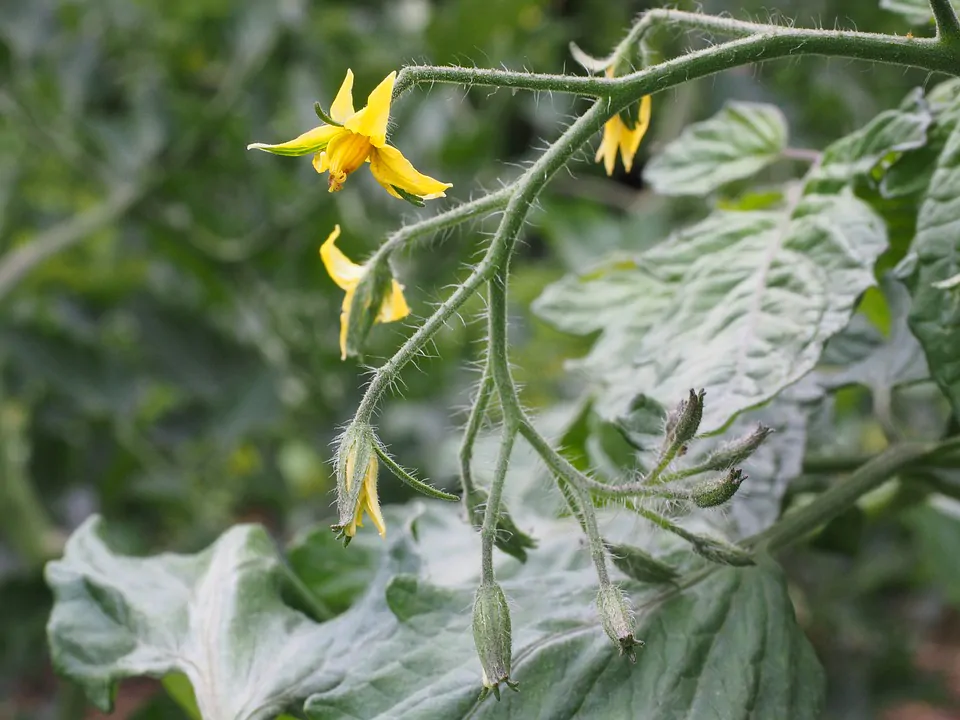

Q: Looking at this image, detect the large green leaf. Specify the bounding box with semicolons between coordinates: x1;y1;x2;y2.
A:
46;518;337;720
906;93;960;418
644;102;788;196
47;502;824;719
533;193;887;432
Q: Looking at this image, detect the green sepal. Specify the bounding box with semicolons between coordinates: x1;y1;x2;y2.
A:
343;260;392;360
313;101;343;127
374;443;459;501
606;541;680;584
466;486;538;562
391;185;426;207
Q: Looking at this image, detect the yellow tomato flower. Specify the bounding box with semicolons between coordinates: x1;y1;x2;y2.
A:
342;437;386;538
320;225;410;360
595;66;652;176
248;69;452;202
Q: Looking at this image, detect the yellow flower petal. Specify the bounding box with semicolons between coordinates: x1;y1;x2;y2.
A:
247;125;342;156
618;95;652;173
329;69;356;124
595;117;621;177
343;71;396;148
319;225;365;291
312;151;329;174
368;145;452;200
377;280;410;323
360;456;386;537
339;287;354;361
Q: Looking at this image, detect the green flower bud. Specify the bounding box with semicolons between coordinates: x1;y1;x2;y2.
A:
466;487;538;563
692;468;746;509
473;581;518;701
690;535;755;567
663;389;705;450
606;542;680;584
596;584;643;662
703;424;773;470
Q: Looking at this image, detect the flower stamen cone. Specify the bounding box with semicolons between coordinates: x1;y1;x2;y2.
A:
248;69;452;202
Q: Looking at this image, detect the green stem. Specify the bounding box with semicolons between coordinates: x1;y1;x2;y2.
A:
459;356;494;498
372;188;513;262
568;480;611;586
481;423;517;583
930;0;960;43
748;442;934;553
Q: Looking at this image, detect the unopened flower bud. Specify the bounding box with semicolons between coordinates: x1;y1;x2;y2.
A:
692;468;746;509
663;389;705;451
467;487;538;563
606;542;679;585
690;534;754;567
473;581;518;701
332;424;385;545
596;584;642;662
704;424;773;470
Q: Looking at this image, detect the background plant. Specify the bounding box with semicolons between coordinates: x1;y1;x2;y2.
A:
4;0;960;718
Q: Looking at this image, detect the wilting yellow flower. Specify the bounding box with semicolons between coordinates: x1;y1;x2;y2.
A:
248;69;452;201
596;67;652;176
320;224;410;360
341;436;386;538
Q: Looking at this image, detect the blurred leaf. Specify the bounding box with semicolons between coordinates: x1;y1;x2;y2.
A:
644;102;788;196
819;276;928;392
46;517;336;719
879;0;956;23
906;91;960;419
534;193;887;432
805;87;932;194
904;495;960;606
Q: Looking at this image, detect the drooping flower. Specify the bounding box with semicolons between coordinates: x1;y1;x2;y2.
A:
595;68;652;176
320;225;409;360
335;425;386;540
248;69;452;202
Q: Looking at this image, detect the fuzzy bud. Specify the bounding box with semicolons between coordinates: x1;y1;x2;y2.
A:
466;487;538;563
473;581;518;701
704;424;773;470
663;389;705;451
331;424;385;545
606;542;680;585
692;468;746;509
690;535;755;567
596;584;642;662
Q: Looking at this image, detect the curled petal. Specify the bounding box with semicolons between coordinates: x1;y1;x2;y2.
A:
319;225;365;291
360;458;386;537
344;71;396;148
595;117;622;177
329;69;356;124
247;125;342;156
338;287;354;361
618;95;652;173
377;280;410;323
369;145;452;200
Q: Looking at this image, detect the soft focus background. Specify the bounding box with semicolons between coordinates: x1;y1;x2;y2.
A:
1;0;957;718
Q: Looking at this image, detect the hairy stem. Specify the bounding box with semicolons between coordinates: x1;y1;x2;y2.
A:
373;188;513;262
747;442;935;553
459;356;494;498
930;0;960;42
481;423;517;583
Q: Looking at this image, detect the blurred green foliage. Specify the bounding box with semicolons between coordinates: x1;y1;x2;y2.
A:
2;0;960;718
